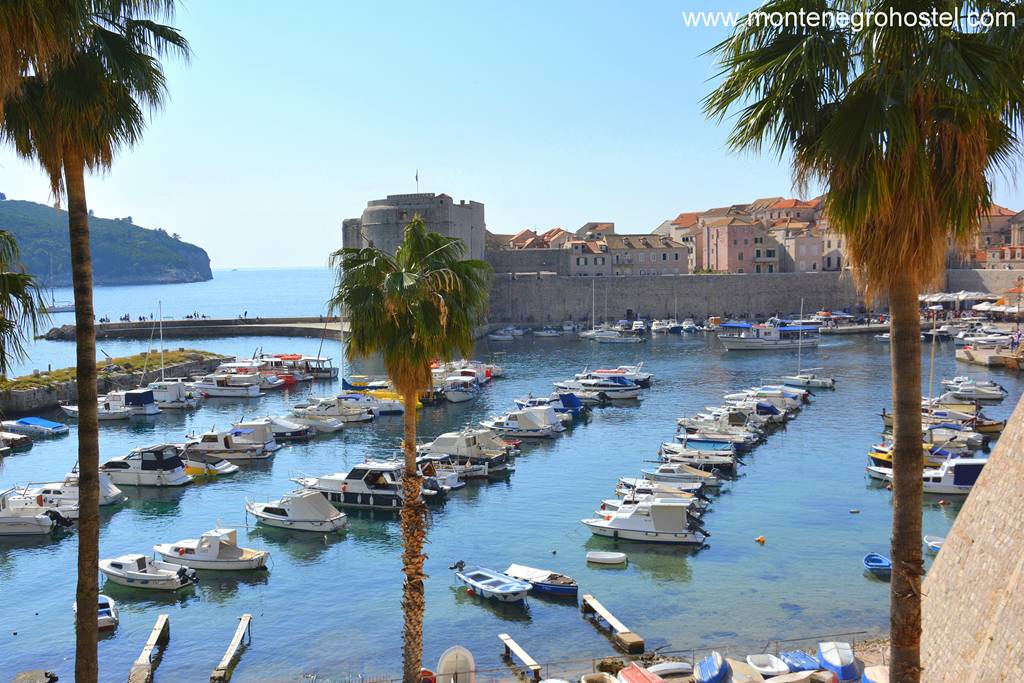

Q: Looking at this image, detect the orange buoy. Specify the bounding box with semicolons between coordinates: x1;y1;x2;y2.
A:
755;536;766;545
465;587;475;596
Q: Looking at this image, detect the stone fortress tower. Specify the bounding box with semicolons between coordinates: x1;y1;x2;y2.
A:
342;193;485;261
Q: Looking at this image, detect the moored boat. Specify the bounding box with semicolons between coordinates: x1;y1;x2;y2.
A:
863;552;892;579
154;528;269;570
100;444;192;487
582;497;707;545
817;641;859;682
1;417;69;437
694;652;730;683
246;489;348;532
451;562;531;602
586;551;627;565
924;535;944;553
99;553;198;590
73;595;119;631
504;563;578;597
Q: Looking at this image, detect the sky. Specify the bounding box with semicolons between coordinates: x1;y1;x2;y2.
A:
1;0;1022;269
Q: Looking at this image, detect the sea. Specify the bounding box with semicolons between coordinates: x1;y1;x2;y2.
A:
0;268;1017;681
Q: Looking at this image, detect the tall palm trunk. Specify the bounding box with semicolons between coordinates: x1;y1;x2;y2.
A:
66;149;99;683
400;387;427;683
888;277;924;683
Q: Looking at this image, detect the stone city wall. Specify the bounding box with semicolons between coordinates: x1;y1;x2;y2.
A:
487;271;867;323
944;267;1024;294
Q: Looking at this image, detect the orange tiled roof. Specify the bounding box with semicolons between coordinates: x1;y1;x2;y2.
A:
768;198;817;210
987;204;1017;217
672;212;700;228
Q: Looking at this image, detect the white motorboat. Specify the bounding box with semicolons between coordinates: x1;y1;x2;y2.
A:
941;377;1006;401
480;406;565;438
293;460;446;510
74;595;119;631
681;318;698;332
0;488;66;535
215;361;286;390
581;498;707;544
292;355;338;379
579;364;654;387
191;373;261;398
601;494;705;518
246;489;348;532
875;333;891;342
230;418;282;452
0;417;69;437
338;392;403;415
288;414;345;433
147;379;203;409
417;429;516;477
264;415;315;442
99;553;198;590
534;326;563;337
869;458;986;495
488;327;515;341
442;376;479;403
185;428;273;461
650;319;672;333
781;372;835;388
292;396;375;423
639;461;722;487
554;376;642;400
593;330;644;344
17;470;125;519
103;388;161;416
617;476;713;498
61;400;131;421
181;451;240;477
717;319;820;351
451;562;531;602
418;455;467;490
100;444;192;487
154;528;269;570
562;321;578;332
660;443;738;471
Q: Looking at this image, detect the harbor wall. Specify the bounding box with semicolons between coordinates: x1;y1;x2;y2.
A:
42;316;342;342
486;271;867;323
944;267;1024;294
0;355;228;415
921;393;1024;681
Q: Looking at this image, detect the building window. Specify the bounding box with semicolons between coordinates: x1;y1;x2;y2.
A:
756;249;762;258
639;253;645;263
767;249;776;258
812;262;817;271
662;252;667;261
674;253;679;261
837;240;842;248
826;256;832;268
576;257;582;266
737;268;745;273
756;265;762;273
744;239;749;245
768;264;774;273
826;239;831;248
738;251;744;261
733;239;738;245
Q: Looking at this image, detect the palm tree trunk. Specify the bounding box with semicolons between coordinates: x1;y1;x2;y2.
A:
66;149;99;683
888;277;924;683
400;388;427;683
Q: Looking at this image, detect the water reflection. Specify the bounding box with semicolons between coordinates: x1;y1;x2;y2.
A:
448;585;532;622
120;485;190;516
248;526;344;562
101;581;199;607
198;569;270;603
583;537;698;583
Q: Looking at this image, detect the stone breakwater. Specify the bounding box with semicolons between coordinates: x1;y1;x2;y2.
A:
42;316;343;341
0;354;229;415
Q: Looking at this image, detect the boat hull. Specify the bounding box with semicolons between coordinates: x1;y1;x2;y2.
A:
154;550;267;571
0;514;54;535
581;519;706;545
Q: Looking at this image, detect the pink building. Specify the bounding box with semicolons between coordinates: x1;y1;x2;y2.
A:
703;218;776;273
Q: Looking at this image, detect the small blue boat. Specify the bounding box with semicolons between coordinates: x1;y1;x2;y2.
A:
924;535;944;554
1;416;69;437
779;650;820;672
694;651;730;683
863;552;892;579
818;641;860;682
503;564;578;598
451;562;531;602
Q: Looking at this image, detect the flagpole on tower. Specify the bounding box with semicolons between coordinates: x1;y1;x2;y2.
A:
415;169;419;193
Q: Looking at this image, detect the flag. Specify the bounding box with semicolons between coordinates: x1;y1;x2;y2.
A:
415;169;419;184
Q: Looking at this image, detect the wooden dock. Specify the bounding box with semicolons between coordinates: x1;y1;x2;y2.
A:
499;633;542;681
580;594;645;654
956;346;1006;367
127;614;170;683
210;614;253;682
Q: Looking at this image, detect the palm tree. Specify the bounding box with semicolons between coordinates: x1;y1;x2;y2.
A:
329;218;490;682
0;230;45;373
703;2;1024;679
1;5;189;681
0;1;86;103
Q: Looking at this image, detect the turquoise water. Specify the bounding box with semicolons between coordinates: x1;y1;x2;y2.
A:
0;270;1018;681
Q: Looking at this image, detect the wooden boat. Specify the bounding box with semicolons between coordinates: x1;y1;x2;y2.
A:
586;551;627;565
746;654;789;677
863;553;892;579
778;651;820;672
154;528;269;570
99;553;198;590
694;652;730;683
924;535;944;554
861;665;889;683
817;641;859;682
726;658;765;682
504;563;578;598
617;662;666;682
452;563;531;602
73;595;119;631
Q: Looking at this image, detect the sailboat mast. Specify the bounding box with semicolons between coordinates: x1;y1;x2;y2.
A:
159;300;165;380
591;279;595;331
797;298;804;374
927;309;938;405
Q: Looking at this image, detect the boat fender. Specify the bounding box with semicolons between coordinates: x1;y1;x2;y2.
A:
178;547;186;556
465;587;475;596
419;669;436;683
36;494;44;506
341;483;348;493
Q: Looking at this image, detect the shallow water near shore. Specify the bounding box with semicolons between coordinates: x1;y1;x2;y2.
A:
1;270;1018;680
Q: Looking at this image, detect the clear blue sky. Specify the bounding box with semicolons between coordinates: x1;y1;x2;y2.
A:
2;0;1021;268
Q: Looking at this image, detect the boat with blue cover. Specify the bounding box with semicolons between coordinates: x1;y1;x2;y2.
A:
924;535;944;554
451;562;531;602
863;553;892;579
817;641;859;682
778;651;820;672
694;652;730;683
1;416;69;437
503;563;578;598
717;318;821;351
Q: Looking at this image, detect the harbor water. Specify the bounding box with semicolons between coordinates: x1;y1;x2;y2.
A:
0;269;1018;680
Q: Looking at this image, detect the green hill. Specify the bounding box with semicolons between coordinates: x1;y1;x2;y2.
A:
0;198;212;286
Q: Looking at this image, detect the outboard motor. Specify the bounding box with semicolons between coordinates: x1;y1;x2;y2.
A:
44;510;74;528
448;560;466;571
